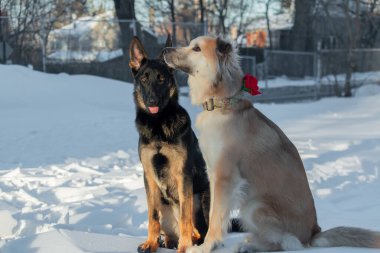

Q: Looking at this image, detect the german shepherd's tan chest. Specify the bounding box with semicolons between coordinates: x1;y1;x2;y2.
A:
140;141;187;203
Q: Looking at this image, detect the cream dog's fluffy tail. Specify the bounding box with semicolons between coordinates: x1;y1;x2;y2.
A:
311;226;380;248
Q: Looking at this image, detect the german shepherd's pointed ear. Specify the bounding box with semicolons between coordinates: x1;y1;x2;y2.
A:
159;34;173;61
129;36;148;74
164;34;173;47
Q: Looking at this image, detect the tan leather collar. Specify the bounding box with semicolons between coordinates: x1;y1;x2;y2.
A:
202;94;243;111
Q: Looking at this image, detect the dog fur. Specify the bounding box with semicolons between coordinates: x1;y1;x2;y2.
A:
163;35;380;253
129;36;210;253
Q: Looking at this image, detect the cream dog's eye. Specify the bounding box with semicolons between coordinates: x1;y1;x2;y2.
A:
192;46;201;52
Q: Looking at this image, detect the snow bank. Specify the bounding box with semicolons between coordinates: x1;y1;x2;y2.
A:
47;49;123;63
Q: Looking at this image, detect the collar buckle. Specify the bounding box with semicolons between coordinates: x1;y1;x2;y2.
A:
203;98;214;111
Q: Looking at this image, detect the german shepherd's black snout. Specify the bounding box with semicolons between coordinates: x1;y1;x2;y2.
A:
143;89;161;114
147;96;158;106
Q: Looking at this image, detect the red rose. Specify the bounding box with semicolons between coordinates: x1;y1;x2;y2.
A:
242;74;261;96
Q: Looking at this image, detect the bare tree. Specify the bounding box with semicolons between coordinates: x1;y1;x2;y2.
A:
204;0;254;38
252;0;291;49
360;0;380;48
343;0;361;97
143;0;178;45
320;0;362;97
113;0;141;64
233;0;251;38
209;0;229;35
168;0;176;45
199;0;206;34
291;0;316;51
1;0;79;66
264;0;274;49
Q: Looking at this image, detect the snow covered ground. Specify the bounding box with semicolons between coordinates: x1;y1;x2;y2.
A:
1;65;380;253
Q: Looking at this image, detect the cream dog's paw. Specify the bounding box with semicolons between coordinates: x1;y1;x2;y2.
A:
186;245;207;253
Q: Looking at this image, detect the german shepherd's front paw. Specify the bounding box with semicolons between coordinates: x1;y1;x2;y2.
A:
137;241;159;253
177;239;193;253
177;245;190;253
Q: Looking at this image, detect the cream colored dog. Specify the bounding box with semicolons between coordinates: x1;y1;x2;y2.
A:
162;36;380;253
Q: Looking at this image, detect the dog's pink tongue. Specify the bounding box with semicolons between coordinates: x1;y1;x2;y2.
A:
148;106;159;114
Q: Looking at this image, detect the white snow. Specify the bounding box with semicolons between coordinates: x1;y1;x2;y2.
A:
0;210;18;238
47;49;123;63
1;64;380;252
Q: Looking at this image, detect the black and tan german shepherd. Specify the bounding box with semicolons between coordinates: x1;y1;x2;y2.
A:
129;36;210;253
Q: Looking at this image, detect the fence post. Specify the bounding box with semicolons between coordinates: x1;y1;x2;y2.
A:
130;19;137;36
202;20;207;35
264;49;268;89
39;17;47;72
252;56;256;77
314;41;321;99
0;15;6;64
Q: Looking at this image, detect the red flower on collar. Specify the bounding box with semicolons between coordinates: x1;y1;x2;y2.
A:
242;74;261;96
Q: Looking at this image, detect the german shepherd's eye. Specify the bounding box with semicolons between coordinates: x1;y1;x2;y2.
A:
140;76;148;83
158;74;165;83
192;46;201;52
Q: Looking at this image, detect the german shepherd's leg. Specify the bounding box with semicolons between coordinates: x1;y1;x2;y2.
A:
138;172;161;253
176;173;198;253
160;202;179;249
193;192;209;244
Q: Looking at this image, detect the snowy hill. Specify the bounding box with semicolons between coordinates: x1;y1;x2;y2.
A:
0;65;380;252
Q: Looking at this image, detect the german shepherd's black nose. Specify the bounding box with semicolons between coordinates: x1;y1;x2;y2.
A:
147;97;158;106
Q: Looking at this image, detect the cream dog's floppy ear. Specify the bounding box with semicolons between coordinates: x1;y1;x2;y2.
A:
214;37;242;89
129;36;148;73
216;37;232;55
214;37;233;86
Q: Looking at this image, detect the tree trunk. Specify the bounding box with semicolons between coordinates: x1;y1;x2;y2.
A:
169;0;176;46
113;0;140;81
343;0;360;97
344;50;353;97
265;0;272;49
199;0;206;35
221;0;228;35
291;0;315;51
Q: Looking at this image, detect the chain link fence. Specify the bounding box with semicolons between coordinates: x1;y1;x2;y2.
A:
265;50;316;78
0;15;209;82
1;15;380;96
